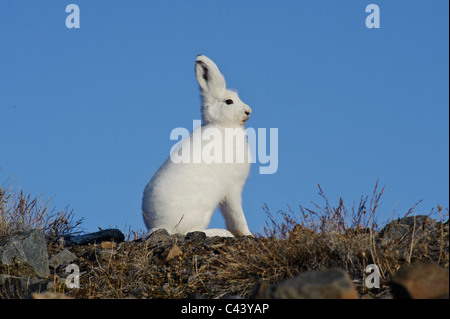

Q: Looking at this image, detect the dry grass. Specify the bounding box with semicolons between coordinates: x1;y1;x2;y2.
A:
0;177;83;240
199;181;449;298
62;181;446;299
0;177;448;299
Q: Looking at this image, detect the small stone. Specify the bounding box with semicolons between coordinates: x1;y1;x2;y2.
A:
185;231;207;242
49;249;77;269
100;241;117;249
391;262;449;299
57;237;65;247
145;228;171;246
166;244;183;261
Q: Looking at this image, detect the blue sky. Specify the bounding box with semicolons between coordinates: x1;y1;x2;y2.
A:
1;1;448;234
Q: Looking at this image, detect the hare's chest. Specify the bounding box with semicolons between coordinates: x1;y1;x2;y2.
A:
197;126;252;165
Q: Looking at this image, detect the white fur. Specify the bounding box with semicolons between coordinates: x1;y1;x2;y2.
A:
142;55;252;237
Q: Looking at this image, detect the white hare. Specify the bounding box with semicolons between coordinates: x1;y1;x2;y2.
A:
142;55;253;237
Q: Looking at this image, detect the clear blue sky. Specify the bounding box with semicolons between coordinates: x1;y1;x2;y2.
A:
1;1;448;234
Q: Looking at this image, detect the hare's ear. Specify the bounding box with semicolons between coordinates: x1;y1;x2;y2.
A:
195;55;226;97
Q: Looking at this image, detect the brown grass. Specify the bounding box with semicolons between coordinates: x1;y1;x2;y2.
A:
0;177;83;240
199;181;449;298
1;177;448;299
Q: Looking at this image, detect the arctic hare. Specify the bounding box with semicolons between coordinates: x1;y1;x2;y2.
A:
142;55;253;237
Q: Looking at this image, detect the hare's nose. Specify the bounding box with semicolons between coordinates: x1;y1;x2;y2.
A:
245;106;252;115
245;110;251;116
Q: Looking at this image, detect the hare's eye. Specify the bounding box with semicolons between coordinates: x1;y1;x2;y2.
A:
225;99;234;105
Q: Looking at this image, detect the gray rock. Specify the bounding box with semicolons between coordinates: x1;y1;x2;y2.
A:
49;249;77;269
254;269;359;299
204;236;227;246
0;229;50;278
0;274;46;298
379;215;436;244
185;231;206;242
144;228;171;246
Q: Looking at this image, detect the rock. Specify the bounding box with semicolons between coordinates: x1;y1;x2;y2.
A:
166;244;183;261
377;215;443;262
254;269;359;299
83;244;117;263
379;215;437;245
144;229;174;261
391;262;449;299
144;228;171;246
63;229;125;246
204;236;228;247
185;231;207;242
98;247;117;261
49;249;77;269
100;241;117;249
0;274;46;298
0;229;50;277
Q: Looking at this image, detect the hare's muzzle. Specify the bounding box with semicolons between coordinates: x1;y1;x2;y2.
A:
241;105;252;124
242;112;251;124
